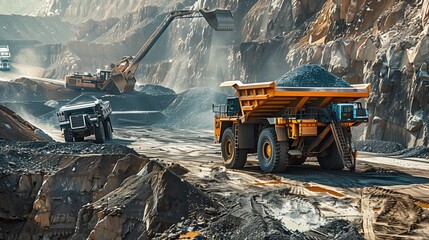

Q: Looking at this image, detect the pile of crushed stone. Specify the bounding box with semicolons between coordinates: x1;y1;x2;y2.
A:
355;140;405;154
275;64;351;87
391;147;429;159
355;140;429;158
161;87;227;129
135;84;176;96
0;141;137;172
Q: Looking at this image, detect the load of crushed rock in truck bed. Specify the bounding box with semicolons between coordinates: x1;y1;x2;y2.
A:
275;64;351;87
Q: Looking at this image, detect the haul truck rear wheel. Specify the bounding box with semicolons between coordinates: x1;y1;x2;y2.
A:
221;128;247;169
257;128;288;172
317;144;344;170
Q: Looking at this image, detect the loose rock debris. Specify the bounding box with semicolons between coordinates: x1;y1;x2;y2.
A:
1;150;218;239
275;64;351;88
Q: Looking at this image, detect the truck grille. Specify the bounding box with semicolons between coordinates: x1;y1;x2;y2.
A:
70;115;86;129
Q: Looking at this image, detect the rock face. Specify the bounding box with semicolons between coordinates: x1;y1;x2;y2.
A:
2;0;429;146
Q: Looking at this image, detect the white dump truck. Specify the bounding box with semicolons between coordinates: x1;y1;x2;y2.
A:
0;45;11;70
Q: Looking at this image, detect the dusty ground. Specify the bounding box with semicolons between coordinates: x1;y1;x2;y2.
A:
20;120;429;238
111;126;429;239
0;63;64;85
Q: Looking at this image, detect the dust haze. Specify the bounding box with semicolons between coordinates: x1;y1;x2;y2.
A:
1;1;429;239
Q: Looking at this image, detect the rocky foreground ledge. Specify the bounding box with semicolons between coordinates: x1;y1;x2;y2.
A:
0;147;216;239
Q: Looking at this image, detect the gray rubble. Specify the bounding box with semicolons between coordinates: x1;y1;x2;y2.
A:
276;64;352;88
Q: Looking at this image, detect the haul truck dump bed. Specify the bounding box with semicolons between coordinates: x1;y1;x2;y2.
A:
214;81;370;173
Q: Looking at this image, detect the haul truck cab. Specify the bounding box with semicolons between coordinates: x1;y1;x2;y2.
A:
213;81;370;173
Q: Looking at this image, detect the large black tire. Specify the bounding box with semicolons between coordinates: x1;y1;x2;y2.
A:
95;120;105;144
257;128;288;173
64;129;73;142
221;127;247;169
317;143;344;170
104;120;113;141
289;156;307;165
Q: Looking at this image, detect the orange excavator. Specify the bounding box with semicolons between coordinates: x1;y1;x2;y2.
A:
65;8;234;94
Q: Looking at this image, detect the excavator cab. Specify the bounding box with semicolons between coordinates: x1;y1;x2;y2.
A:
96;69;112;81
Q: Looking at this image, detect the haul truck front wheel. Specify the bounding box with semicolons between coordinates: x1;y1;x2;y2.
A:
104;120;113;140
257;128;288;172
221;127;247;169
95;120;106;144
64;129;73;142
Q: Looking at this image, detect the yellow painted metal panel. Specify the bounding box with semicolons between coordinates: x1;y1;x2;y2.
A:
300;125;318;136
221;81;370;123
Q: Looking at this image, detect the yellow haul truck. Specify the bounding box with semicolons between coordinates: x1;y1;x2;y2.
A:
213;81;370;173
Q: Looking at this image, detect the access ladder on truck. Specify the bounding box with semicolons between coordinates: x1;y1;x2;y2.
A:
330;117;355;171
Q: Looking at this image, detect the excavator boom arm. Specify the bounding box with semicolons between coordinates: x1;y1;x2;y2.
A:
128;10;198;72
124;9;233;77
104;8;233;94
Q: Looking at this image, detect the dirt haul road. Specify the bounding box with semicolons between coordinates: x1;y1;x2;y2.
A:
0;63;63;85
102;126;429;239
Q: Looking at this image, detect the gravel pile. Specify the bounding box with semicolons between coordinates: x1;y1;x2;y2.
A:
161;87;227;129
355;140;429;158
0;141;137;172
354;140;405;154
391;147;429;159
135;84;176;96
275;64;351;87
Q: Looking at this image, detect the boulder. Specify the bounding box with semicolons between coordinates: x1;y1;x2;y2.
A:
408;30;429;71
356;37;377;62
407;110;424;132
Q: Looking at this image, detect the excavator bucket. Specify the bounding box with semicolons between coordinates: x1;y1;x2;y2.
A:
199;9;234;31
102;73;136;94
